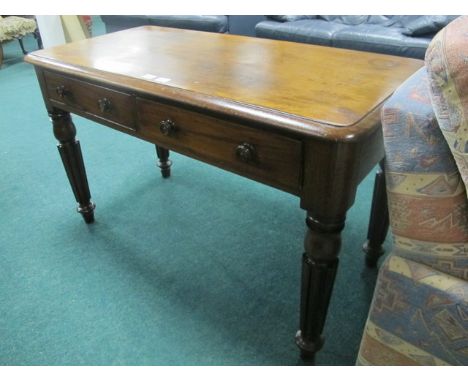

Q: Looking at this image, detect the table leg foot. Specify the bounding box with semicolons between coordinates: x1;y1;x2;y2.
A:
362;240;384;268
51;110;95;223
155;145;172;178
298;348;317;365
296;214;344;360
295;330;323;360
363;161;389;268
77;202;96;224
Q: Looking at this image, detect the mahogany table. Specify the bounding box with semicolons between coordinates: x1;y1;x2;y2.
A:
26;26;422;361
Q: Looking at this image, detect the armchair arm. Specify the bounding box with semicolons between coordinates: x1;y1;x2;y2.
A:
425;16;468;191
381;67;468;279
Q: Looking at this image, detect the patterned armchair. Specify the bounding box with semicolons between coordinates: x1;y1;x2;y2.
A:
357;16;468;365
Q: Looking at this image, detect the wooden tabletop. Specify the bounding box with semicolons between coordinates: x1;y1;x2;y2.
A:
26;26;423;136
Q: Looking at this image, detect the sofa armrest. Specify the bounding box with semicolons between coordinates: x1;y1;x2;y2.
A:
382;67;457;174
425;16;468;190
382;67;468;279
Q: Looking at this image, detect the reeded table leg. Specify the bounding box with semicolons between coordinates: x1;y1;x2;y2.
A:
362;161;389;267
155;145;172;178
51;110;95;223
295;214;345;362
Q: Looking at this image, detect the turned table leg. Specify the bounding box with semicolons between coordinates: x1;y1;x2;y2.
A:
51;110;95;223
295;214;345;361
155;145;172;178
362;160;389;267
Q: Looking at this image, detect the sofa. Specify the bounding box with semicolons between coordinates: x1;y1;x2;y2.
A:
357;16;468;365
100;16;266;37
100;15;229;34
255;15;457;58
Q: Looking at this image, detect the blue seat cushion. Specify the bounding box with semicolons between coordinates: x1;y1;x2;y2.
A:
333;24;430;58
255;19;348;46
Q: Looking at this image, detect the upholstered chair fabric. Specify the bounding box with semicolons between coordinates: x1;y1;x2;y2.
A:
426;15;468;190
357;16;468;366
381;68;468;280
0;16;37;42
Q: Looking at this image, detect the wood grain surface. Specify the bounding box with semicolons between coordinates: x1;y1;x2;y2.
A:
26;26;422;136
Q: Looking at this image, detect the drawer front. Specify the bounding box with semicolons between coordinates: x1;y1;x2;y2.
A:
137;98;302;192
43;71;135;130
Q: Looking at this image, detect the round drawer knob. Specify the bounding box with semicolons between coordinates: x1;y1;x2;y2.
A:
159;119;175;136
98;98;111;113
55;85;67;99
236;142;256;163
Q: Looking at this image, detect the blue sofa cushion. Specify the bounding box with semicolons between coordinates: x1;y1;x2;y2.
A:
100;15;149;30
146;15;228;33
401;15;458;36
318;15;395;26
333;24;431;58
255;19;349;46
255;15;453;58
100;15;228;34
267;15;316;22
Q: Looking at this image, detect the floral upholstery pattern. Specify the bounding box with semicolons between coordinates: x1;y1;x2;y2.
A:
357;16;468;366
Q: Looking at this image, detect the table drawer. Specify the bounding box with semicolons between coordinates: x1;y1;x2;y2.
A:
43;71;136;130
137;98;303;192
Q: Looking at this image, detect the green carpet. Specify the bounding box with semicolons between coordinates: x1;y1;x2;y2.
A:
0;18;388;365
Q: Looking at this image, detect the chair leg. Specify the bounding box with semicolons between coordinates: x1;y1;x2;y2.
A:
17;38;28;55
33;29;43;49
